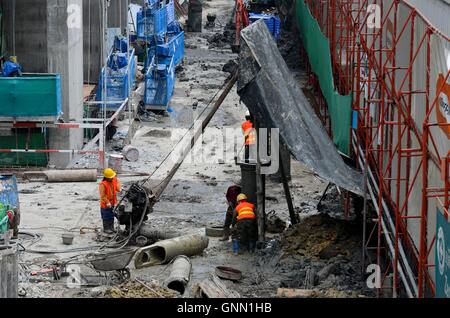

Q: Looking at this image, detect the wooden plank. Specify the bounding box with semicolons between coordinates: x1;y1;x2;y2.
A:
0;247;18;298
0;250;8;298
277;288;316;298
193;274;240;298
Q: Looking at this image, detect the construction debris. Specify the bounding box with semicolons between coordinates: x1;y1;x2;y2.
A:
265;211;286;233
104;279;178;298
193;274;241;298
277;288;317;298
282;214;358;259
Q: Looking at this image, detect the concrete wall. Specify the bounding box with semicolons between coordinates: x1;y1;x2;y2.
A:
83;0;103;83
108;0;129;30
83;0;129;83
405;0;450;37
0;0;48;72
47;0;84;167
1;0;84;168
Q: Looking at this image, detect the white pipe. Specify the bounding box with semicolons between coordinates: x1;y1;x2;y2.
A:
353;131;418;297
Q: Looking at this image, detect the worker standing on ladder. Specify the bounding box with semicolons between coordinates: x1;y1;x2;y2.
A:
99;168;121;234
242;110;256;163
231;193;257;255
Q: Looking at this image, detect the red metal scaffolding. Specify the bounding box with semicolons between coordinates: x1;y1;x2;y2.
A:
300;0;450;298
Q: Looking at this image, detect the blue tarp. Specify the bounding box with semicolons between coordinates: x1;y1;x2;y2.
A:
107;52;128;71
1;61;22;77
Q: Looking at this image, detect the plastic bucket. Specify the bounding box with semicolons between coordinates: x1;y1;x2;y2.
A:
108;154;124;173
122;145;140;162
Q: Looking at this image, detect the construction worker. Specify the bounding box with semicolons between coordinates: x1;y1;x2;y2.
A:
99;168;121;234
219;184;242;241
1;56;22;77
231;193;257;255
242;110;256;163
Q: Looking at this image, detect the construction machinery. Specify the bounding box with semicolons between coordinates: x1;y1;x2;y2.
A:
95;36;136;111
114;72;238;245
137;0;185;111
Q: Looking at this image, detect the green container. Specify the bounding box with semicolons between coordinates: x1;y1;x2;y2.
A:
0;132;48;167
0;73;62;121
0;203;8;234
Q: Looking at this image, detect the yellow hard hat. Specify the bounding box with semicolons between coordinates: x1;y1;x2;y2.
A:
104;168;116;179
9;56;17;63
237;193;247;202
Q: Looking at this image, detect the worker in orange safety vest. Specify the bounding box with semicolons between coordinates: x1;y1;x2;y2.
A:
242;110;256;163
99;168;121;234
231;193;257;255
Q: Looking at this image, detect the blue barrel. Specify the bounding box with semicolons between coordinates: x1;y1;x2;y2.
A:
0;175;19;233
0;175;19;210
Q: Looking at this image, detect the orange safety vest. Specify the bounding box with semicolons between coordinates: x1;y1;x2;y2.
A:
99;178;120;208
242;120;256;145
235;201;256;221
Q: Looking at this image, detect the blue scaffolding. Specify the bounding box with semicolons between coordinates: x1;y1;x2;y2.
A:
95;36;136;110
138;0;184;110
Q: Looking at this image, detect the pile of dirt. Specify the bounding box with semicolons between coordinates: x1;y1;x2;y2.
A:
104;280;178;298
207;23;235;49
282;214;359;259
265;214;375;297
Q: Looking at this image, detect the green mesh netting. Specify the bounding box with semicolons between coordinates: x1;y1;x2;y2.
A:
295;0;352;155
0;132;48;167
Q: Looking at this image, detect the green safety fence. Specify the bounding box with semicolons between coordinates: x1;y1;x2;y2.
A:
295;0;352;155
0;132;48;167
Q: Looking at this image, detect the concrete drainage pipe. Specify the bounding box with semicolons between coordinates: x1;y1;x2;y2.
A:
165;255;192;294
134;234;209;268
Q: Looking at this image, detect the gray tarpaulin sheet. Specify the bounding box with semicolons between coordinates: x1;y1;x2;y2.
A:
237;21;363;194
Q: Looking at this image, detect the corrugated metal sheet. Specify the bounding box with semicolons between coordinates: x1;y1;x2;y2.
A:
405;0;450;38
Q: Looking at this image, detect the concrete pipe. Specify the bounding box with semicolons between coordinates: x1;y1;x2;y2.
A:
44;169;98;182
134;234;209;268
122;145;140;162
165;255;192;295
138;224;180;242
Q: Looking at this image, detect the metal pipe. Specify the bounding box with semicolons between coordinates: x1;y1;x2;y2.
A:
165;255;192;294
146;72;238;200
134;234;209;268
353;132;417;297
280;150;297;225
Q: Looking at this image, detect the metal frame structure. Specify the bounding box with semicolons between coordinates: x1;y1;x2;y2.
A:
0;122;105;168
300;0;450;297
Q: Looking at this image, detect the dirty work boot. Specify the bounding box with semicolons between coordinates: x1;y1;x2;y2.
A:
248;241;256;253
232;239;239;255
103;220;114;235
219;228;230;242
107;219;115;233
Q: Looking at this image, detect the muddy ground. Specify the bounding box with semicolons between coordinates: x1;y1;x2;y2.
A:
13;0;374;298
